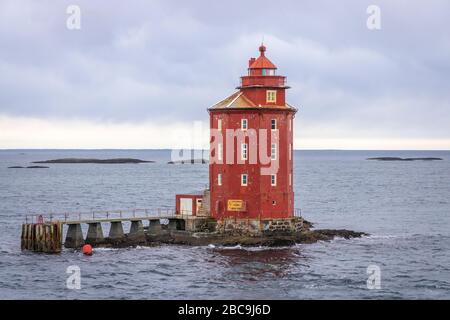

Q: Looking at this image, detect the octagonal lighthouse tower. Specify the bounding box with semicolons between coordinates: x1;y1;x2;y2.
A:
208;44;297;223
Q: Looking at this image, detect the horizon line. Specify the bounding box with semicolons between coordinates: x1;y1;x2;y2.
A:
1;148;449;152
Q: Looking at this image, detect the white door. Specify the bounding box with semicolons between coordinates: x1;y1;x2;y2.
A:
180;198;193;215
196;199;203;214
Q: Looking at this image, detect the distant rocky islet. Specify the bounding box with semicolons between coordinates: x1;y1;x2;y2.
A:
367;157;443;161
7;158;154;168
8;166;49;169
32;158;155;164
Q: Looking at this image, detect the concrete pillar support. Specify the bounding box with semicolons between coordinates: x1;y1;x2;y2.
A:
65;223;84;248
109;221;125;239
129;220;145;240
168;219;178;230
86;222;104;244
148;219;162;234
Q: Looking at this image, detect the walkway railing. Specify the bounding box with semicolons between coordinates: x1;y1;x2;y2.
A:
25;208;179;224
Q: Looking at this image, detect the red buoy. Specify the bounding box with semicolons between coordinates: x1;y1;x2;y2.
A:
82;244;93;255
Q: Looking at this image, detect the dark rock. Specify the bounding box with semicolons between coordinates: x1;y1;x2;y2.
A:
310;229;368;239
367;157;443;161
302;219;314;229
8;166;49;168
68;228;368;249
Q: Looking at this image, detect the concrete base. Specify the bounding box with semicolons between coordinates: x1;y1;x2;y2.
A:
216;217;305;236
129;220;145;240
167;219;179;230
148;220;162;234
109;221;124;239
65;223;84;248
184;218;216;232
86;222;104;244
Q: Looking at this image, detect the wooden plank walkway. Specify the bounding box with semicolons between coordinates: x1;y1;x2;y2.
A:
24;208;181;225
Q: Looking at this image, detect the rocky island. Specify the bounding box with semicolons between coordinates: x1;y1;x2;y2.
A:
22;214;368;253
8;166;49;169
139;227;367;247
367;157;443;161
32;158;154;164
60;217;368;249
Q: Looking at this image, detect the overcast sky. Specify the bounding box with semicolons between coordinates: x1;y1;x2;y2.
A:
0;0;449;149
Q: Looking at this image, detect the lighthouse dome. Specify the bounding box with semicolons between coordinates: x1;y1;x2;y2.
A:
248;44;277;70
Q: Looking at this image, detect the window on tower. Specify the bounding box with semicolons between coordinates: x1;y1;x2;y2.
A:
271;143;277;160
241;174;248;186
266;90;277;103
271;119;277;130
218;173;222;186
271;174;277;186
217;119;222;131
241;118;248;130
218;143;223;161
241;143;248;160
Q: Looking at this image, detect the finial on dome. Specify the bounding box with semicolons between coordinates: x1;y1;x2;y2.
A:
259;43;266;56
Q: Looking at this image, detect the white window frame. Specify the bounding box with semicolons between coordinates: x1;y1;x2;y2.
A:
289;144;292;161
218;173;222;186
289;173;292;186
241;174;248;186
271;119;277;130
241;143;248;160
271;174;277;186
217;119;222;131
271;143;277;160
241;118;248;130
266;90;277;103
218;143;223;161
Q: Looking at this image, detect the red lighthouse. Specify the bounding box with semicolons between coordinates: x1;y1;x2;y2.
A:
208;44;297;222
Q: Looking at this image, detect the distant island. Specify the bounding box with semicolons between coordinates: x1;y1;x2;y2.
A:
32;158;155;164
8;166;49;169
367;157;443;161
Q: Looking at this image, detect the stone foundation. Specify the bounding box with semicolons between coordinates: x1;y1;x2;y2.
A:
184;217;217;232
215;217;305;236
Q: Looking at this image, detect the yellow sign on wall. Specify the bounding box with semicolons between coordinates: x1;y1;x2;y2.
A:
227;199;246;211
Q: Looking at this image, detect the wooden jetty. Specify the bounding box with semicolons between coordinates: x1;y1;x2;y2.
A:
21;208;202;253
21;222;63;253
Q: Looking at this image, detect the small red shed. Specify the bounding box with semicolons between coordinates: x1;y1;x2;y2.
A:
175;193;203;216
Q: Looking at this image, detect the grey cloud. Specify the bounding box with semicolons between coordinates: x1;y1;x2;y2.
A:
0;0;449;140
